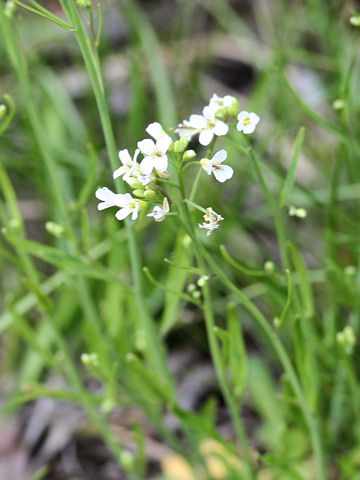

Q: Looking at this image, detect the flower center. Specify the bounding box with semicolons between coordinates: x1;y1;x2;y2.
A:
243;116;251;126
153;150;163;158
129;201;137;210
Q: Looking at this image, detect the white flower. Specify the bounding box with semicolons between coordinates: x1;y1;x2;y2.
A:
146;122;171;142
113;148;140;182
198;207;224;236
236;111;260;134
200;149;233;183
147;197;169;222
207;93;236;114
95;187;139;220
175;106;229;146
133;169;155;186
137;136;172;174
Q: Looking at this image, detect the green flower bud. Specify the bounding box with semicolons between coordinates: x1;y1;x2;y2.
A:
129;181;142;189
137;200;147;210
144;188;156;200
264;260;275;273
197;275;209;287
135;330;147;351
9;218;21;231
45;221;66;238
227;98;240;117
273;317;281;329
192;290;201;299
0;105;7;122
337;326;356;355
183;149;196;161
76;0;91;7
350;15;360;26
332;98;345;111
4;1;16;18
182;235;192;247
344;265;356;276
100;396;116;414
120;451;134;469
133;189;145;198
81;352;99;367
187;283;196;293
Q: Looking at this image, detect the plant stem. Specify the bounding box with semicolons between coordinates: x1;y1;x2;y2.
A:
59;0;173;392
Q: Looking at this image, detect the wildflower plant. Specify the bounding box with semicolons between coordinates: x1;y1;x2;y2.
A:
2;2;360;480
96;94;257;237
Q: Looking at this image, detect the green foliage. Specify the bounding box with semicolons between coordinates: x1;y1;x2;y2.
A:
0;1;360;479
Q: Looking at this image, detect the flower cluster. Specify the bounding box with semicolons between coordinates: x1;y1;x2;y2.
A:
96;94;260;236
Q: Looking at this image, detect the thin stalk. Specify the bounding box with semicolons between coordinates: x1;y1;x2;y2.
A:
197;245;326;480
247;145;289;270
59;0;173;391
176;169;255;478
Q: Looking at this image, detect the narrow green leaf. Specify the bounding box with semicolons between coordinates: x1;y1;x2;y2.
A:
279;127;306;208
227;304;248;399
288;243;314;318
13;0;75;30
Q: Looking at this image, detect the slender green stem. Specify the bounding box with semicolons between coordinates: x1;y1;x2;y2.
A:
59;0;173;391
247;144;289;270
197;245;326;480
175;167;255;478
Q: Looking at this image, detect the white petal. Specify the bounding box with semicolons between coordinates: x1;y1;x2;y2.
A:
212;149;227;164
113;165;127;179
115;207;130;220
116;192;133;207
163;197;169;214
137;139;156;155
213;165;233;183
206;161;213;176
98;201;113;210
95;187;116;202
146;122;164;140
153;155;168;171
156;135;172;154
202;106;215;120
118;149;132;166
140;157;154;174
199;129;214;146
188;114;207;128
131;204;139;220
133;148;140;163
237;111;250;122
243;124;256;134
214;120;229;136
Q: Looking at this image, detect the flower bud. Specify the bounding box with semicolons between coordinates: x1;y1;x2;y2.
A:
336;326;356;354
120;451;134;469
227;98;240;117
81;352;99;367
264;260;275;273
344;265;356;276
332;98;345;111
45;221;66;238
183;149;196;161
0;105;7;122
4;1;16;18
187;283;196;293
197;275;209;287
144;188;157;200
350;15;360;26
192;290;201;299
76;0;91;7
133;189;145;198
273;317;281;329
137;200;147;210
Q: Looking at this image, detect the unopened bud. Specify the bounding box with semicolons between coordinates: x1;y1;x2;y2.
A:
45;221;65;238
81;352;99;367
0;105;7;122
264;260;275;273
344;265;356;276
197;275;209;287
187;283;196;293
76;0;91;7
192;290;201;299
4;1;16;18
137;200;147;210
133;189;145;198
183;149;196;161
333;99;345;111
144;188;156;200
350;15;360;26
